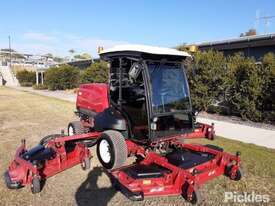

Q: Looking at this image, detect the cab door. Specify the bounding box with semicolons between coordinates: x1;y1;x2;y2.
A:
121;69;149;140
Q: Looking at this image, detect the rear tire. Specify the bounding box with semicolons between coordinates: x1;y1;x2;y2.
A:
96;130;127;170
68;121;96;147
31;177;41;194
68;121;88;135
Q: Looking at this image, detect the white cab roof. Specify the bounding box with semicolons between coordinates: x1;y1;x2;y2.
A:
100;44;191;57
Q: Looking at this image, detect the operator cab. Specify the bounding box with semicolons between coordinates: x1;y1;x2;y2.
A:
99;45;193;143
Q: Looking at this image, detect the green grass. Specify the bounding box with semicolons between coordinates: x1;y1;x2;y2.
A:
188;137;275;178
186;137;275;205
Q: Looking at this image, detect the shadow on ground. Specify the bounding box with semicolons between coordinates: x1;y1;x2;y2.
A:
75;167;117;206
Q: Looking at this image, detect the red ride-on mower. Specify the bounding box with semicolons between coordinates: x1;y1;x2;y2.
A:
4;132;99;193
5;45;241;204
66;45;241;204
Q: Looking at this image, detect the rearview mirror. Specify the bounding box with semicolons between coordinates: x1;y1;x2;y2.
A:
129;63;142;81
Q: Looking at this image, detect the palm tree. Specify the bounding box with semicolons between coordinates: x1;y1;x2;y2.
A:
68;49;75;55
68;49;75;61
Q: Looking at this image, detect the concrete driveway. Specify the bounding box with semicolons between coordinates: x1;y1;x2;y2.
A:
197;117;275;149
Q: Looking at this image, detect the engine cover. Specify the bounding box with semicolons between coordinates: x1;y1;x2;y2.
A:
76;83;109;114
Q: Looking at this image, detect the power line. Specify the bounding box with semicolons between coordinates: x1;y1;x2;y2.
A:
255;15;275;33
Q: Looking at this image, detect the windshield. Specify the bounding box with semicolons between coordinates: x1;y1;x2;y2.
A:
148;62;190;114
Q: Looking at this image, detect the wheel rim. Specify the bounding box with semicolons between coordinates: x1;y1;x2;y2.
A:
99;139;111;163
68;125;74;136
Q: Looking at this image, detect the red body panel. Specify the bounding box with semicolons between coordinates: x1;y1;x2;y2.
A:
76;83;109;113
111;141;241;198
7;132;101;187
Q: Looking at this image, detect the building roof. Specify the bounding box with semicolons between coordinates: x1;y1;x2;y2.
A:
99;44;191;58
197;33;275;48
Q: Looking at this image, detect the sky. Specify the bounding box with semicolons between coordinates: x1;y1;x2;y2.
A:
0;0;274;57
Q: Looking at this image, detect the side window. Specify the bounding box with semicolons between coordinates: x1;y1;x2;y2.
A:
110;58;145;106
109;59;120;104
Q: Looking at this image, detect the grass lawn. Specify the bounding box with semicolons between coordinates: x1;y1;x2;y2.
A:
0;87;274;206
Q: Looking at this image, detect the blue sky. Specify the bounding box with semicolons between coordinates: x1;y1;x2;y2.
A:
0;0;274;57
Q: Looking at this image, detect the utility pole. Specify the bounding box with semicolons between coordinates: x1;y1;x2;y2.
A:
256;15;275;33
8;35;12;65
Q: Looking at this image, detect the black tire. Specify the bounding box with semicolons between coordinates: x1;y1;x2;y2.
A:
68;121;88;135
81;157;91;171
189;190;202;205
31;177;41;194
204;144;223;152
68;121;97;147
182;184;202;205
96;130;127;170
39;134;63;146
3;171;12;189
225;165;242;181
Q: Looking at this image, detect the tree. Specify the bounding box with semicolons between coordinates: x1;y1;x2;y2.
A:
53;56;65;63
81;53;91;59
68;49;75;54
185;50;228;111
80;61;109;84
177;46;274;123
16;70;36;86
45;64;80;90
74;53;92;60
227;53;263;121
45;53;53;58
261;53;275;122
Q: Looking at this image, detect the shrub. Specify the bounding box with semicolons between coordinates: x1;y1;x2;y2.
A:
183;49;274;123
33;84;48;90
45;65;80;90
226;53;263;121
185;50;228;111
16;70;36;86
80;61;109;84
261;53;275;122
20;82;34;87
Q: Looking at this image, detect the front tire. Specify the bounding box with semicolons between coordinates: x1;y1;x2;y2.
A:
31;177;41;194
96;130;127;170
